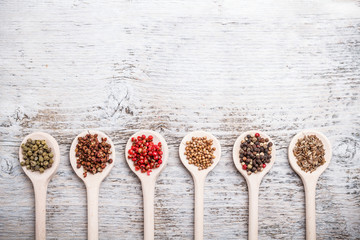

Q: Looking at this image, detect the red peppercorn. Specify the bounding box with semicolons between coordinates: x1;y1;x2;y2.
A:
242;164;247;170
255;133;260;137
263;164;266;168
129;134;163;176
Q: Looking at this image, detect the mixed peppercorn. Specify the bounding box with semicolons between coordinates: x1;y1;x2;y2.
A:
128;135;163;175
20;138;54;173
184;136;216;170
75;133;113;178
239;133;273;175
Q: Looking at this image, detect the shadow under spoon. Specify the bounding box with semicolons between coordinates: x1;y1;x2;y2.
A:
69;130;115;240
19;132;61;240
233;130;276;240
288;130;332;240
125;130;169;240
179;130;221;240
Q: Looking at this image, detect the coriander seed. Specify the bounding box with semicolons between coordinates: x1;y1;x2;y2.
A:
184;136;216;170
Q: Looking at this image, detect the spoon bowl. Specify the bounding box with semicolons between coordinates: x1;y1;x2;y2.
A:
69;130;115;240
19;132;60;240
19;132;61;182
288;130;332;181
179;130;221;240
232;130;276;240
125;130;169;240
288;130;332;240
69;130;115;184
125;130;169;180
233;130;276;184
179;130;221;178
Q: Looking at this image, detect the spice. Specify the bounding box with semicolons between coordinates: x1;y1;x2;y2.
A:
239;133;273;175
184;136;216;170
293;135;325;173
75;133;113;178
20;138;54;173
128;135;163;175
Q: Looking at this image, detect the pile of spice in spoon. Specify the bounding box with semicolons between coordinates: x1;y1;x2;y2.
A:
127;135;163;175
75;133;113;178
293;134;325;173
20;139;54;173
184;136;216;170
239;133;273;175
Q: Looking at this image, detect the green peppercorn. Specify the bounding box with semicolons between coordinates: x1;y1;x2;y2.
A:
49;153;53;158
21;138;53;174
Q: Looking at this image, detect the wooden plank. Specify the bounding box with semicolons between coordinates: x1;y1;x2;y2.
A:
0;0;359;239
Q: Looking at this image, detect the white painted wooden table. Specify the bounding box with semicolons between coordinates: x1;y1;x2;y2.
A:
0;0;359;239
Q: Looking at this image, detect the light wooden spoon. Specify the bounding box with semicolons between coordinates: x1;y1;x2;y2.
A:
19;132;61;240
179;131;221;240
233;130;276;240
125;130;169;240
288;130;332;240
69;130;115;240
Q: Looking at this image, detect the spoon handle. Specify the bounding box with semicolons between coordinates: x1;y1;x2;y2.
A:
142;179;156;240
248;180;260;240
86;183;100;240
33;181;48;240
194;175;206;240
304;179;317;240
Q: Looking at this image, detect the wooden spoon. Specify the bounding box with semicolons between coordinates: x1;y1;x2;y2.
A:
233;130;276;240
19;132;61;240
125;130;169;240
288;130;332;240
179;131;221;240
69;130;116;240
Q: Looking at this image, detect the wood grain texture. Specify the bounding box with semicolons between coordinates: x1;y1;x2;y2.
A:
0;0;359;239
